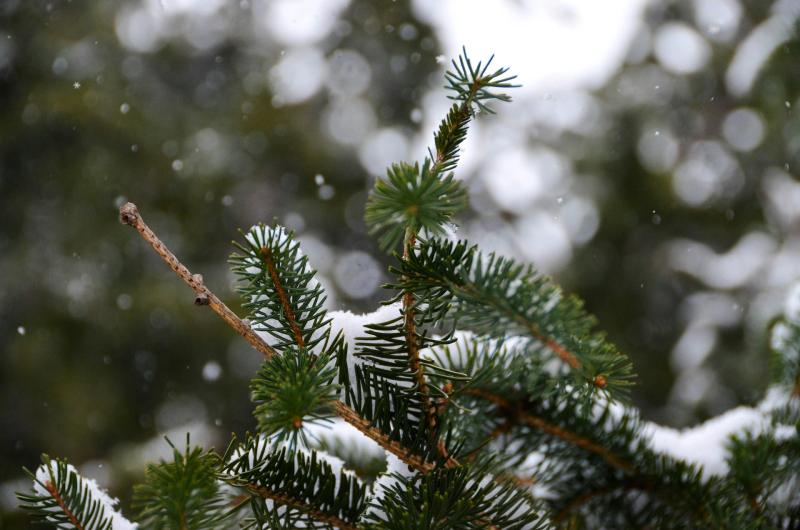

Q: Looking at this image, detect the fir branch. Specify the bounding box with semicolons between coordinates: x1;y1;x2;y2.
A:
120;203;444;474
250;349;339;444
364;459;548;529
365;49;517;251
364;49;518;463
17;456;124;530
44;481;85;530
465;388;633;474
350;309;466;465
119;202;276;359
431;340;735;526
364;160;467;251
132;436;235;530
394;238;635;397
221;435;367;528
244;485;358;530
335;373;437;473
433;47;519;174
402;231;436;435
230;225;331;352
456;383;731;527
333;400;433;473
263;246;305;347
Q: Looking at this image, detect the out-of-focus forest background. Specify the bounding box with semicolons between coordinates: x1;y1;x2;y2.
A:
2;0;799;526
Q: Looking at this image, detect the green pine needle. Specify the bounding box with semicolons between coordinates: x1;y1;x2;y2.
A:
365;48;517;253
230;224;331;352
365;160;467;251
132;436;234;530
444;46;519;114
222;434;367;528
17;455;118;530
364;459;549;529
393;238;636;398
250;349;339;446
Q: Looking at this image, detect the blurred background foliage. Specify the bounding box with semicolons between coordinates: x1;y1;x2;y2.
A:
2;0;800;526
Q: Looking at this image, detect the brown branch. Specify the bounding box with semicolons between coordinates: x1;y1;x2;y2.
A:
401;229;455;466
465;388;633;473
333;401;435;473
452;283;597;385
44;481;85;530
543;337;580;370
245;483;358;530
120;203;443;473
119;203;276;360
402;230;437;431
259;246;305;348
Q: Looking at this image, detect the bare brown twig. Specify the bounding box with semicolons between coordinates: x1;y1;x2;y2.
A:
119;203;276;360
119;202;439;474
402;229;437;433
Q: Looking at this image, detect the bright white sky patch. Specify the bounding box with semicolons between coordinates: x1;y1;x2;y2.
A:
255;0;350;47
412;0;648;94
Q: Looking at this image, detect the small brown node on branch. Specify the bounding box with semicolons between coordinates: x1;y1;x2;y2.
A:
442;382;454;395
194;294;209;305
593;374;607;389
192;273;210;305
292;417;303;429
118;202;139;226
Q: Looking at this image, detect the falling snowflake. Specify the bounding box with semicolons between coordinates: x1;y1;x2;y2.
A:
73;81;81;89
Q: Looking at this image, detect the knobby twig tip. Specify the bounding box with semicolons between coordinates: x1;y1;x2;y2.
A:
119;202;139;226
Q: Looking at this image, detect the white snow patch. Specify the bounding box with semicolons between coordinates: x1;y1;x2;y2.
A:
226;433;359;492
328;303;403;386
644;387;794;479
367;452;418;521
305;418;386;464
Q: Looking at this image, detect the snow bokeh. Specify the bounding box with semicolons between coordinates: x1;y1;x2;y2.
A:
107;0;800;427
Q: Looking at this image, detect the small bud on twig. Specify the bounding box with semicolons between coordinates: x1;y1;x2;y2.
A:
118;202;139;226
594;374;607;389
192;274;209;305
